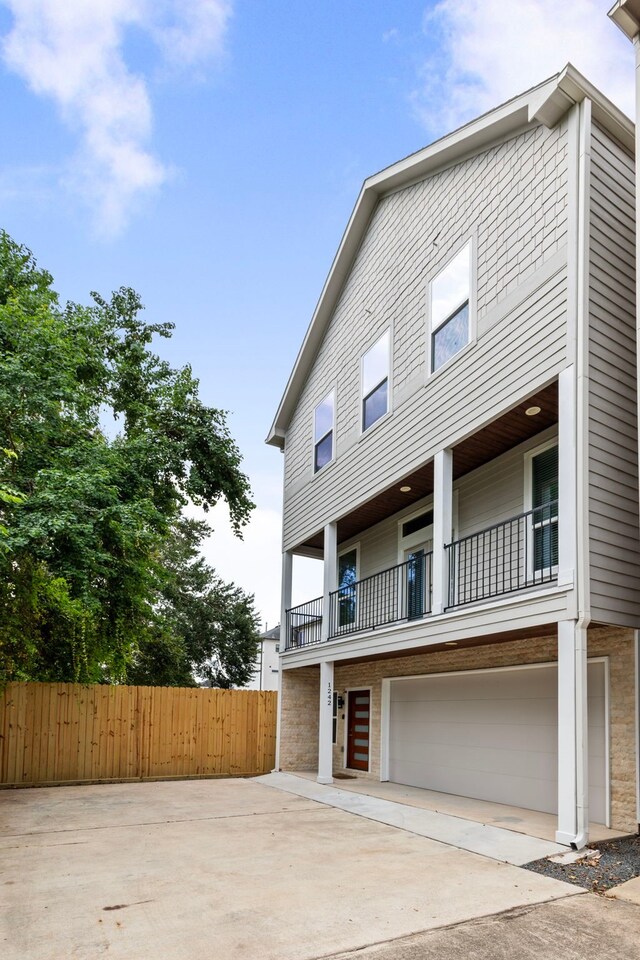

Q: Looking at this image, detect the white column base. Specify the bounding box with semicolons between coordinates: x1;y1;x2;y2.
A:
317;775;333;785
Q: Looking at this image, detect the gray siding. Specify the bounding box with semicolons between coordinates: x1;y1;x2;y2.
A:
283;122;569;551
588;124;640;626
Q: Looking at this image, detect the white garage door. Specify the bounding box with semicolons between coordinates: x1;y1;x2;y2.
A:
388;662;607;824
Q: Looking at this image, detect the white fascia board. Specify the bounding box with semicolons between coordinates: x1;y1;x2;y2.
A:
266;65;633;446
609;0;640;40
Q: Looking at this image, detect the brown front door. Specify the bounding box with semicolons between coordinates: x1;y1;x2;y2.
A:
347;690;370;771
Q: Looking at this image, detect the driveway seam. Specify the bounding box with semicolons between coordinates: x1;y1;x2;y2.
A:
0;804;328;839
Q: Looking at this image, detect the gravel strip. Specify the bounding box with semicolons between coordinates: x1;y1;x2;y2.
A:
522;834;640;893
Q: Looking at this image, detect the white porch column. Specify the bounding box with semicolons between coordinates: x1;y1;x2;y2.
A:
275;550;293;772
557;366;577;589
432;448;453;615
318;659;334;784
280;550;293;651
556;619;589;847
321;521;338;642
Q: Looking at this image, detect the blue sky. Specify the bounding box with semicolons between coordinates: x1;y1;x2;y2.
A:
0;1;634;628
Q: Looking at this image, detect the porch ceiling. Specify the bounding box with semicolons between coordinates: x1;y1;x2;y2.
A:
331;622;558;666
301;381;558;551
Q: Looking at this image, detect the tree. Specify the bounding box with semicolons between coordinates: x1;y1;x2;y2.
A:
128;517;260;687
0;231;258;686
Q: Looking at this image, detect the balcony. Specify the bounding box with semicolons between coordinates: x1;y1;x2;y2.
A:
284;503;558;651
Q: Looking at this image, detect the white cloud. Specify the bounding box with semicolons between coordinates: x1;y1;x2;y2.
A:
0;0;232;234
192;501;323;633
414;0;634;137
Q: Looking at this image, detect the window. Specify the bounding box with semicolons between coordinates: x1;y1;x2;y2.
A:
531;445;558;573
274;643;280;653
362;331;390;431
314;390;334;472
401;510;433;539
430;242;471;372
337;548;358;628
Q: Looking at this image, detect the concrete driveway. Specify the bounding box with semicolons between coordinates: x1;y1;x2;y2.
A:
0;777;623;960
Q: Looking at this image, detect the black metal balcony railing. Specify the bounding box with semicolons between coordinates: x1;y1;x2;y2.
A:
285;596;323;650
328;552;433;639
284;503;559;650
446;500;558;608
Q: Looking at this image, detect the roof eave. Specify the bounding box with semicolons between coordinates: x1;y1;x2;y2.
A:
609;0;640;40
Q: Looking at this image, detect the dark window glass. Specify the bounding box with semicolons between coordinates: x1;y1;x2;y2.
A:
314;431;333;472
406;549;426;620
402;510;434;539
432;301;469;371
532;446;558;506
534;521;558;573
362;379;388;431
532;446;558;571
338;549;357;627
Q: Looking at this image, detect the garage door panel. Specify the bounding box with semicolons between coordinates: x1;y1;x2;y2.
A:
390;741;558;781
390;719;558;753
390;697;559;727
394;670;558;702
388;663;607;824
389;760;558;814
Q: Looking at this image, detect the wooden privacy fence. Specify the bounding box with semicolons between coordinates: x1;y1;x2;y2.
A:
0;683;277;787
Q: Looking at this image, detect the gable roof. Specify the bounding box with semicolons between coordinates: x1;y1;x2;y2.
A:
266;64;633;449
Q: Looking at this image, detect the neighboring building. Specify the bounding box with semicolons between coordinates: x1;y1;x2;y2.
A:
243;625;280;691
267;65;640;847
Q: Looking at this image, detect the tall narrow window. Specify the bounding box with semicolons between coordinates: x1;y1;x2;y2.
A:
362;331;390;431
314;390;334;472
532;445;558;573
431;242;471;372
337;548;358;628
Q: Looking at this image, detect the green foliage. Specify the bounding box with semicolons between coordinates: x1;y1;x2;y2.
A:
0;231;258;687
128;518;260;687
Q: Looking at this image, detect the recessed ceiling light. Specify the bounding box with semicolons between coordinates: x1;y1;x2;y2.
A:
525;406;541;417
445;641;457;646
400;485;412;492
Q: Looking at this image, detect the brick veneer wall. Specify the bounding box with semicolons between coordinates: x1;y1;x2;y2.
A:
279;665;320;770
279;627;638;832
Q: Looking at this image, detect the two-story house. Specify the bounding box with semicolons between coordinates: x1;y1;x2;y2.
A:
267;65;639;848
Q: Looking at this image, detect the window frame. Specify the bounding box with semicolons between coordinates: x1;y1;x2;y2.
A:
360;329;391;434
312;388;335;475
427;236;477;377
